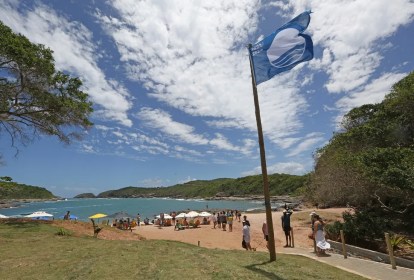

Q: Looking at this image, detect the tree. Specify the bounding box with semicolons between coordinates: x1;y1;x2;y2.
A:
0;176;12;182
307;72;414;235
0;21;93;153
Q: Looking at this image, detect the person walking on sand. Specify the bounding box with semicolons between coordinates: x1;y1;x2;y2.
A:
281;208;292;247
313;214;330;256
262;221;269;250
242;221;252;251
211;212;217;229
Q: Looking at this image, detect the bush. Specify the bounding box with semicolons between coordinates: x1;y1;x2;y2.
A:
55;228;72;236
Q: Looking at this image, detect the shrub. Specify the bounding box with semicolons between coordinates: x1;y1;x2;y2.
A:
56;228;72;236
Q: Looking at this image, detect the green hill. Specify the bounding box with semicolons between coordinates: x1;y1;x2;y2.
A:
96;173;306;198
0;181;56;199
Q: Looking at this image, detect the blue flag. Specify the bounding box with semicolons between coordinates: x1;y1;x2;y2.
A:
250;11;314;85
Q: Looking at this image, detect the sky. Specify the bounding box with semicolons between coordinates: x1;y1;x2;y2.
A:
0;0;413;198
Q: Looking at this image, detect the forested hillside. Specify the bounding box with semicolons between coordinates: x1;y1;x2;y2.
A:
96;174;306;198
0;181;56;199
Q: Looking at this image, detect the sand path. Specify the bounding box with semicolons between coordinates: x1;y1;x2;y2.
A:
133;208;348;252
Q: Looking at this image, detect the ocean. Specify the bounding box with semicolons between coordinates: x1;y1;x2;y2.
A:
0;197;278;221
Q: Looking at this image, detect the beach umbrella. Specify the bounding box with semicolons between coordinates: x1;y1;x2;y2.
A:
187;211;200;218
25;211;53;218
175;212;190;219
199;211;212;217
156;213;173;219
0;214;9;219
88;213;107;219
107;211;135;220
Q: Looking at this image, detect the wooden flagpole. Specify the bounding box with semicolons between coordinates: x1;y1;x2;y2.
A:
247;44;276;261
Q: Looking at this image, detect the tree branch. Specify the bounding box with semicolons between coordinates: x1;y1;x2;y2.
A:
373;191;414;214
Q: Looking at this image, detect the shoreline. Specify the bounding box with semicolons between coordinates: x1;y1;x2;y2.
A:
0;195;303;210
0;198;62;209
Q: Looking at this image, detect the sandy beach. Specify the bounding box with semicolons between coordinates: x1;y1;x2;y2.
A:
131;208;349;252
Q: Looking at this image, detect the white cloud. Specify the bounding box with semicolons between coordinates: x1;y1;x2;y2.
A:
287;132;325;157
336;72;407;112
98;0;311;148
179;176;197;184
137;108;209;145
280;0;414;94
242;161;307;176
0;1;133;126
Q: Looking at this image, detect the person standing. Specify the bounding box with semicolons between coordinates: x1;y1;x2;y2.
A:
242;221;252;251
221;211;227;231
281;208;292;247
63;211;70;220
217;212;221;229
227;211;233;232
243;215;250;226
262;221;269;250
137;213;141;226
211;212;217;229
313;214;331;256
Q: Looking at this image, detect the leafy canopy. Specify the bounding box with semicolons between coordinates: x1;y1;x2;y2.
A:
0;21;93;151
307;72;414;236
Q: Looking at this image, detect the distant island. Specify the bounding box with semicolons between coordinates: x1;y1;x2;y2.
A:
75;173;307;200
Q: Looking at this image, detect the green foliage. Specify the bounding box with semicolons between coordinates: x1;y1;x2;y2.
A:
325;210;388;250
389;234;405;250
0;181;55;199
307;72;414;218
96;173;306;198
0;176;12;182
0;21;93;152
405;239;414;249
55;227;72;236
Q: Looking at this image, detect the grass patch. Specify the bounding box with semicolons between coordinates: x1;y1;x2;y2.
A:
0;220;367;280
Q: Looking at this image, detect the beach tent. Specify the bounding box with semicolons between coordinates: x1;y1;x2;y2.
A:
0;214;9;219
107;211;135;220
187;211;200;218
199;211;212;217
156;213;173;219
88;213;107;219
25;211;53;218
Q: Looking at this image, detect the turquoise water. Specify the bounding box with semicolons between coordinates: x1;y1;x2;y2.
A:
0;198;274;221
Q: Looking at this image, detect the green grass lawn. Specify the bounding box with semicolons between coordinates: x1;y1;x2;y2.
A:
0;220;367;280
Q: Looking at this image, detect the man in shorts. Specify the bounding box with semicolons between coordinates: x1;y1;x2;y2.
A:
281;208;292;247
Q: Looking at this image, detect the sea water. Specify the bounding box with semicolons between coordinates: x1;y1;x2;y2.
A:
0;198;278;221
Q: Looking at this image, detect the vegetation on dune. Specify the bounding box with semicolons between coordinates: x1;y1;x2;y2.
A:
0;220;367;280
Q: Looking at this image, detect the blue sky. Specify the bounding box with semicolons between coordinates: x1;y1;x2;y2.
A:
0;0;413;198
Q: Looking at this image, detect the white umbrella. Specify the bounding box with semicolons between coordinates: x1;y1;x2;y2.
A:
199;211;212;217
187;211;200;218
25;211;53;218
0;214;9;219
156;213;173;219
175;212;190;219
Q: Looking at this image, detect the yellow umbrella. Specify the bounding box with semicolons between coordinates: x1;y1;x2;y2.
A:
89;213;107;219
